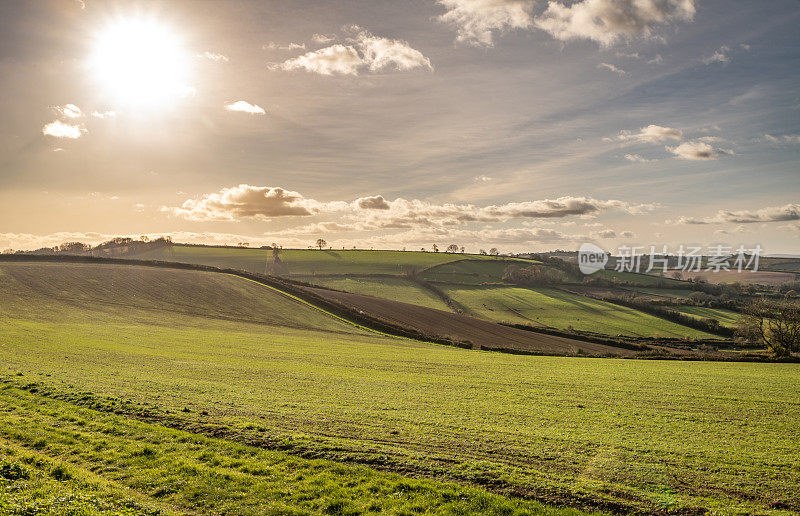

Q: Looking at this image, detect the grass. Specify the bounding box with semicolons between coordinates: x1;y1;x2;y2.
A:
0;387;579;516
672;305;741;328
305;276;452;311
133;245;491;276
593;269;686;287
439;285;717;338
421;259;534;284
1;262;799;513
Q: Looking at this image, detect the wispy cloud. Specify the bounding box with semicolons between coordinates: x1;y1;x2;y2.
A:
617;124;683;143
57;104;83;119
597;62;627;75
264;42;306;51
702;46;730;65
197;51;229;62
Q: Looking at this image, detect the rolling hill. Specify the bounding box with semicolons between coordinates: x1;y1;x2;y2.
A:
1;260;798;514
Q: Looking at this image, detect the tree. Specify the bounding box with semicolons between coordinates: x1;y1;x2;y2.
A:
737;297;800;357
460;246;465;254
489;248;499;257
432;244;439;253
316;238;327;250
479;249;487;255
446;244;459;253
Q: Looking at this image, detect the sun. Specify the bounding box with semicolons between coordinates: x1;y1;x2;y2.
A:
89;18;192;108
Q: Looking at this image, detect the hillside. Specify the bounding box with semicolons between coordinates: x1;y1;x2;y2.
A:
132;244;495;276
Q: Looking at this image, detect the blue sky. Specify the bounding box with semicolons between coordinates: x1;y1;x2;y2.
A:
0;0;798;253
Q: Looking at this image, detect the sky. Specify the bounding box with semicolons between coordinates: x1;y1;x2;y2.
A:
1;0;799;254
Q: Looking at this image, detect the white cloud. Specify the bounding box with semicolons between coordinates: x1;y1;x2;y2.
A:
264;42;306;51
312;33;336;44
197;51;229;62
617;124;683;143
647;54;663;64
437;0;534;47
356;29;433;72
57;104;83;119
534;0;696;46
274;44;364;75
702;46;730;65
91;110;115;119
355;195;391;210
165;187;654;229
624;153;655;163
672;204;800;225
668;140;731;160
597;62;627;75
784;135;800;144
272;29;431;75
475;175;493;182
42;120;85;139
225;100;266;115
163;185;346;222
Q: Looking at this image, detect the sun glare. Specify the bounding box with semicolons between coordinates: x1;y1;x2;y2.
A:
89;18;191;108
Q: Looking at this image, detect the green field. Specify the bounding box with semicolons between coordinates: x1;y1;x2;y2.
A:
306;276;451;311
421;259;535;284
440;285;716;338
134;245;489;276
1;387;570;515
672;305;741;328
594;269;686;287
1;261;798;514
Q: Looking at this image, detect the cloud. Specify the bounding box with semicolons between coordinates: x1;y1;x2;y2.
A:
620;230;635;238
714;204;800;224
272;29;431;75
312;33;336;44
597;62;627;75
42;120;85;139
534;0;696;46
165;186;654;229
593;229;617;238
475;175;492;182
57;104;83;119
273;44;365;75
437;0;534;47
668;140;731;160
225;101;266;115
624;153;655;163
163;185;346;222
647;54;663;64
356;30;433;72
671;204;800;225
91;110;115;119
197;51;229;62
702;46;730;65
355;195;391;210
617;124;683;143
264;42;306;51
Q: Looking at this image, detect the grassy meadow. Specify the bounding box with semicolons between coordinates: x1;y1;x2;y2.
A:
306;276;451;311
439;285;717;338
1;261;799;514
133;245;490;276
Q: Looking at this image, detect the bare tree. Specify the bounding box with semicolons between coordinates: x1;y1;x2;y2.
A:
489;247;499;257
432;244;439;253
316;238;327;250
446;244;459;253
460;246;465;254
479;249;487;255
737;297;800;357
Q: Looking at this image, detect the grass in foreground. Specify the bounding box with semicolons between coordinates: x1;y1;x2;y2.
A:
2;262;799;514
440;285;716;338
0;386;578;516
